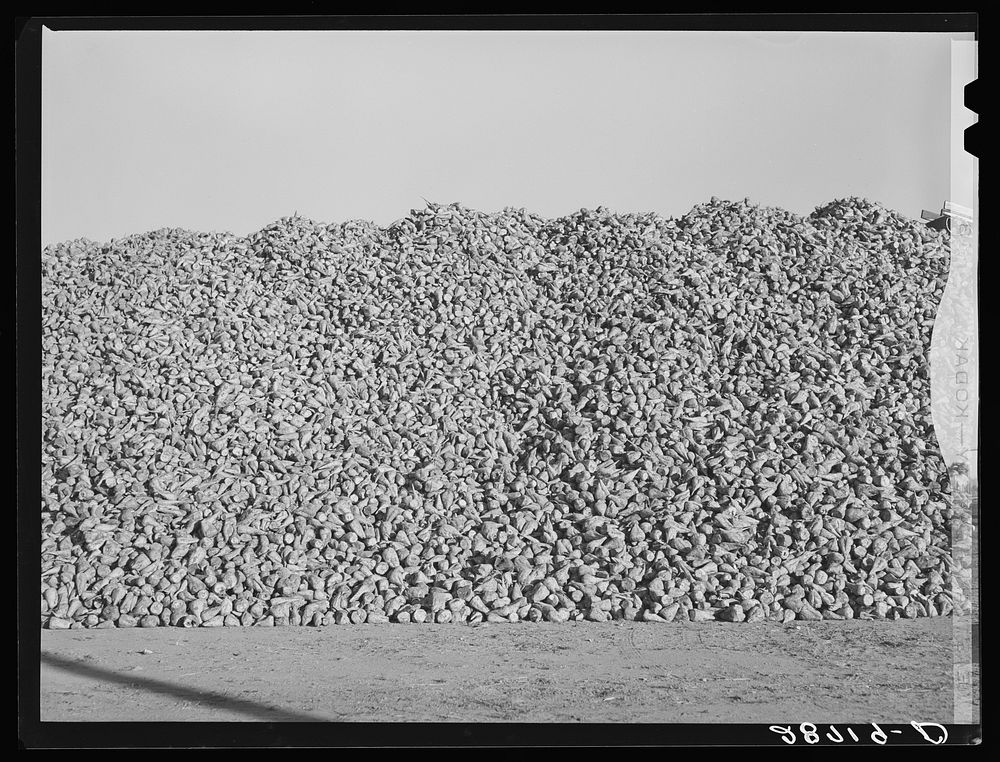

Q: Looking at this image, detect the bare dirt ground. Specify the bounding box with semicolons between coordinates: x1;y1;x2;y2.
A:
39;618;954;724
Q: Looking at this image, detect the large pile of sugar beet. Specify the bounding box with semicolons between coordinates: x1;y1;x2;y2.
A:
41;197;958;628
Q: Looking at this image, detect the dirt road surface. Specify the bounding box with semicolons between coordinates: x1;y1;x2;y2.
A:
38;618;955;724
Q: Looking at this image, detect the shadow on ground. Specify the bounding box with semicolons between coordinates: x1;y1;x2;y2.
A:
41;651;324;722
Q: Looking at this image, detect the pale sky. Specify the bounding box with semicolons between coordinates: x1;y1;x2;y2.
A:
42;30;974;245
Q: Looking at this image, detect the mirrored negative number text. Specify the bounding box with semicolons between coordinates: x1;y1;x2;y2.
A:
768;722;949;745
